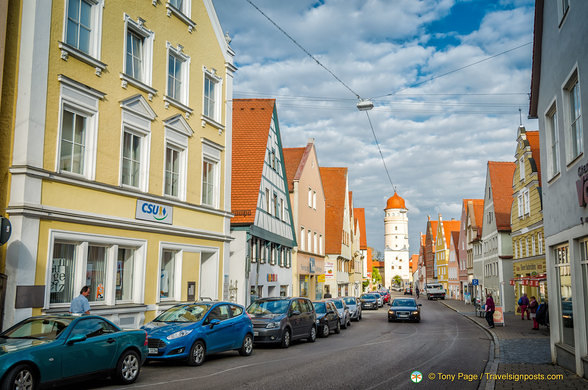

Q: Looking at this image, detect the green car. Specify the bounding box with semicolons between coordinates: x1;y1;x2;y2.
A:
0;314;148;389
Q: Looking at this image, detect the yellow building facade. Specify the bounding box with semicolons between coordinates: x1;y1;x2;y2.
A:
510;126;546;313
434;215;460;292
2;0;235;330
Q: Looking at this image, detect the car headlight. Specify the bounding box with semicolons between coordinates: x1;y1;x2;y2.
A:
167;329;193;340
266;321;280;329
388;310;395;315
412;311;419;315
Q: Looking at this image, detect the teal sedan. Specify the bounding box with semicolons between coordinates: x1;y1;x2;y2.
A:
0;315;148;389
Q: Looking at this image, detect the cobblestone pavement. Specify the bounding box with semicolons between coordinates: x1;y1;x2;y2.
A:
439;298;588;390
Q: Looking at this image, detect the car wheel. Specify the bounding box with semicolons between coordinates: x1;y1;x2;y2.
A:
115;349;141;385
281;328;291;348
239;333;253;356
321;323;330;337
2;364;36;390
308;326;317;343
187;340;206;366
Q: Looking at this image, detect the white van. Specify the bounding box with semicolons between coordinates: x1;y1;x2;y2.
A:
424;283;446;300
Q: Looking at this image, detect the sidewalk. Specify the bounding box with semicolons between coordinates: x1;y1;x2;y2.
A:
439;298;588;390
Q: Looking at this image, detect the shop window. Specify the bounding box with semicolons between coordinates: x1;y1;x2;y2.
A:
160;250;178;300
554;244;574;347
47;233;144;308
116;248;134;301
580;238;588;349
50;243;77;304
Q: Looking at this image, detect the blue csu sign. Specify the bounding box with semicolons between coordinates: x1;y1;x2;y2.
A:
472;279;479;286
136;200;173;225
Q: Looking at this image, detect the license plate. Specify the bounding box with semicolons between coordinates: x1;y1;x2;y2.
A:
148;348;158;354
399;315;408;318
254;331;259;336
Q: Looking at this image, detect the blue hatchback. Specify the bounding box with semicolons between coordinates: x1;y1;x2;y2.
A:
142;301;253;366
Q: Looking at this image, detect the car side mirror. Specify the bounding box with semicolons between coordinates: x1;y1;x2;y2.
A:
290;310;301;317
209;319;221;328
67;334;87;345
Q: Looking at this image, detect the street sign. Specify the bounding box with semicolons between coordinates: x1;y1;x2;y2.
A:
472;279;479;286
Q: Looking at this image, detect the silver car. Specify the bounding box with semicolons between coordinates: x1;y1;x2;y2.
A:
342;296;362;321
327;298;351;329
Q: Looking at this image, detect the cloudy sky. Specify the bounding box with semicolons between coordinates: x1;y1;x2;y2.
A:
212;0;538;255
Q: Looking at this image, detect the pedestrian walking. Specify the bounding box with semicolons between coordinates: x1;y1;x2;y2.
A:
416;287;420;299
69;285;91;315
518;293;530;320
529;296;539;330
485;293;495;328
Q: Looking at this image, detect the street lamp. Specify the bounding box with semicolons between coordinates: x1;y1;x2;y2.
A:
356;99;374;111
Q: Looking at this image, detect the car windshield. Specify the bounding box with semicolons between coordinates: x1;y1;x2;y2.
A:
361;294;376;299
343;298;356;305
392;299;415;307
247;300;290;315
331;300;343;309
313;302;326;314
154;304;210;322
427;285;442;289
1;317;73;340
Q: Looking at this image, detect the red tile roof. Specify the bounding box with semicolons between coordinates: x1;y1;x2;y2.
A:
354;208;367;249
526;131;542;186
231;99;276;225
451;231;460;250
282;147;306;192
442;220;461;247
465;199;484;239
320;167;348;254
488;161;516;231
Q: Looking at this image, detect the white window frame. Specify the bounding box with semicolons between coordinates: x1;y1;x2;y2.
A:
307;230;312;253
308;188;312;207
163;142;186;200
163;117;191;201
60;0;105;75
563;68;583;164
300;227;305;251
313;191;317;209
202;67;223;125
164;42;191;113
44;230;146;309
121;14;155;97
56;76;104;180
519;156;525;181
313;233;317;254
517;193;524;217
545;102;561;179
201;139;222;208
165;0;195;32
523;189;530;215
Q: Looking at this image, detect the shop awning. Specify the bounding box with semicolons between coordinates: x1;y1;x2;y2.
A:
509;274;547;287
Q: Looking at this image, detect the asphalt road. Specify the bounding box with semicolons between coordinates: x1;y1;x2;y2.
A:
70;294;491;390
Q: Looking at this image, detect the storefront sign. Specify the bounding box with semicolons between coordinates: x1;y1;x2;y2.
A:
493;307;504;326
325;261;335;280
136;200;173;224
267;273;278;282
317;274;325;283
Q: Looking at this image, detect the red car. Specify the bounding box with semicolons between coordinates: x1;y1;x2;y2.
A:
378;290;390;304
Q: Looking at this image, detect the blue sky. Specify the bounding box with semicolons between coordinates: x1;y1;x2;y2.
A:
212;0;538;255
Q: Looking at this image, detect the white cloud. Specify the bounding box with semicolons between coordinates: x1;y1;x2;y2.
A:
213;0;537;254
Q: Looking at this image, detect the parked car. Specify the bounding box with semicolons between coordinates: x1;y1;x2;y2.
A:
379;290;391;303
388;298;422;322
142;301;253;366
424;283;446;300
404;287;413;295
326;298;351;329
359;293;379;310
342;296;362;321
0;314;148;389
312;300;340;337
247;297;316;348
371;292;384;307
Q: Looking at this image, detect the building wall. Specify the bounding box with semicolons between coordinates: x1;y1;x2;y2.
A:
533;0;588;378
4;0;234;329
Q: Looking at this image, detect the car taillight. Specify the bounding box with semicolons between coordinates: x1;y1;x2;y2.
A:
144;331;148;346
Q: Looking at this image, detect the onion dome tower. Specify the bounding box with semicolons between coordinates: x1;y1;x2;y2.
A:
384;192;410;288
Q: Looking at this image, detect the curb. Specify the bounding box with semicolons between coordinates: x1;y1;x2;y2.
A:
439;300;499;390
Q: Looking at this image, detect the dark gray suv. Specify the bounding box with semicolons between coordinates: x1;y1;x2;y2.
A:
246;297;317;348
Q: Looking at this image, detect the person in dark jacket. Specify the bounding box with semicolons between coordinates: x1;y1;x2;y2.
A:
518;293;530;320
485;293;495;328
529;296;539;330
